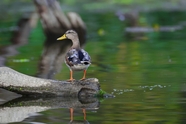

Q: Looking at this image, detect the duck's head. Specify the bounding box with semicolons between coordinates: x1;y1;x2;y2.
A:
57;30;78;41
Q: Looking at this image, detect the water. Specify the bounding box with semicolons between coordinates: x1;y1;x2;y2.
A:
1;3;186;124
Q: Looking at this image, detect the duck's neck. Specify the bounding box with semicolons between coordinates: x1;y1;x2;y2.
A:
71;38;81;49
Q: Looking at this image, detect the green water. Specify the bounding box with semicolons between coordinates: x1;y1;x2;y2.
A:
1;5;186;124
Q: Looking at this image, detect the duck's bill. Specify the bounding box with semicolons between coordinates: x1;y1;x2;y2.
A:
57;34;67;40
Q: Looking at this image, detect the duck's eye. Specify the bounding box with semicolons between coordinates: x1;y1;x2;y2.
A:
66;30;75;34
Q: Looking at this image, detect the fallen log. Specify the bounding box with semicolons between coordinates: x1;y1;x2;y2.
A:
0;67;100;97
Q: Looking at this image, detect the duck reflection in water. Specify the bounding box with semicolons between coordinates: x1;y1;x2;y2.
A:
69;108;89;124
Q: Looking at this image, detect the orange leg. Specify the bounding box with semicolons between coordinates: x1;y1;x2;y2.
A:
80;70;87;80
70;108;73;122
67;70;75;82
82;108;86;120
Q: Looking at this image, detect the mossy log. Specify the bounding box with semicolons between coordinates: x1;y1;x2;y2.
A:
0;67;100;97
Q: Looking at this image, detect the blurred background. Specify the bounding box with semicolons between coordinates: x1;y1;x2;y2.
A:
1;0;186;123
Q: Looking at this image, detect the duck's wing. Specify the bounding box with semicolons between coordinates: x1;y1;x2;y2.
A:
65;49;91;66
79;49;91;64
65;49;80;66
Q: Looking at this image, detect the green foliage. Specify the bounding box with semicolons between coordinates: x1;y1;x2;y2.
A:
97;89;107;97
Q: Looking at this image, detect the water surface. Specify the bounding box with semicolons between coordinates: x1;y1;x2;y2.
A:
1;5;186;124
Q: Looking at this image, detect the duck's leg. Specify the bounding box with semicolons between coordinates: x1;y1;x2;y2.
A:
67;70;75;82
80;70;86;80
70;108;73;122
82;108;86;120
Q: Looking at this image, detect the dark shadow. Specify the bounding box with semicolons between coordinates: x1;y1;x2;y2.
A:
0;12;37;67
179;90;186;124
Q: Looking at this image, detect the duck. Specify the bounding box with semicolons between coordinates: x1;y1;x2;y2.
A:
57;30;91;81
